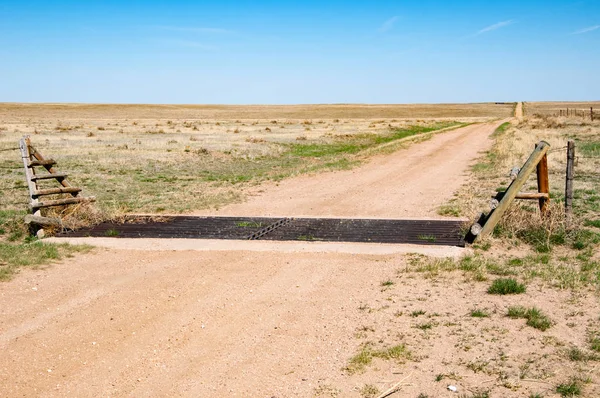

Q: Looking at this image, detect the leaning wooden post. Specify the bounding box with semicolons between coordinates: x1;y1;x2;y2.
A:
536;149;550;214
565;141;575;225
476;141;551;240
19;137;42;236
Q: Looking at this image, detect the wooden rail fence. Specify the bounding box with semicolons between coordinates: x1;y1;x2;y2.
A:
19;136;95;236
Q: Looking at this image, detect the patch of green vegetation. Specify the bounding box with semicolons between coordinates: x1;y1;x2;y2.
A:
437;204;461;217
516;226;567;253
578;141;600;157
290;122;461;159
488;278;526;295
570;229;600;250
507;306;552;331
380;279;395;287
417;234;436;243
0;241;92;281
590;336;600;353
359;384;380;398
297;234;317;241
584;219;600;228
466;360;489;373
235;221;263;228
411;310;426;317
566;346;597;362
492;122;511;136
556;380;582;397
470;308;490;318
416;322;434;330
0;209;28;242
105;229;120;237
345;343;411;374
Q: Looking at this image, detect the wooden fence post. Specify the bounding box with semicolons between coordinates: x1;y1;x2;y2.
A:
536;150;550;214
592;107;594;122
565;141;575;225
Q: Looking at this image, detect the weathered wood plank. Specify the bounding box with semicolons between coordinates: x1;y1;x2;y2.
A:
33;187;82;196
28;159;56;167
516;192;550;200
30;172;68;181
492;192;550;200
31;196;96;209
24;215;62;227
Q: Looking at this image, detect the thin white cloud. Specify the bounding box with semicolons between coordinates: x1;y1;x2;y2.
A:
379;16;399;33
475;20;515;35
155;25;233;34
571;25;600;35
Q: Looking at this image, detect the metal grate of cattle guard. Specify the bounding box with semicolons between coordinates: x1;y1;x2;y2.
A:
56;216;466;247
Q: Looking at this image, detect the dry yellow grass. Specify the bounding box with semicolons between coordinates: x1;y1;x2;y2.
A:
0;102;514;120
0;103;510;219
526;101;600;117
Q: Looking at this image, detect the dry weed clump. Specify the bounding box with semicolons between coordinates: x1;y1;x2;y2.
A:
495;202;567;248
43;202;108;233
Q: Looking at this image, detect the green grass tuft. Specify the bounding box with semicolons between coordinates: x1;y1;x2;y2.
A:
507;306;552;331
470;308;490;318
556;380;581;397
488;278;526;295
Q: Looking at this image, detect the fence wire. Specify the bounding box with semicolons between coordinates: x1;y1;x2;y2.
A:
547;146;568;154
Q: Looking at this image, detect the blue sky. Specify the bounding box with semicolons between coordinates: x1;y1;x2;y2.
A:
1;0;599;104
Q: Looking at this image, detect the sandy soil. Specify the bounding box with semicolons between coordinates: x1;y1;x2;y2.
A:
5;117;596;397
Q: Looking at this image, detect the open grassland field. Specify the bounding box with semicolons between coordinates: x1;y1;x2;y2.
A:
0;102;514;120
3;102;600;397
0;103;511;222
526;101;600;117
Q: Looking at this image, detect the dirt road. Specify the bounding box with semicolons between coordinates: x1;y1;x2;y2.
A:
515;102;524;120
0;120;506;397
200;121;506;219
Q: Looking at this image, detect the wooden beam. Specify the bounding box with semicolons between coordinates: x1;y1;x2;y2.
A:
33;187;82;196
477;141;551;239
28;159;56;167
30;172;68;181
516;192;549;200
31;196;95;209
493;192;550;200
24;215;62;227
